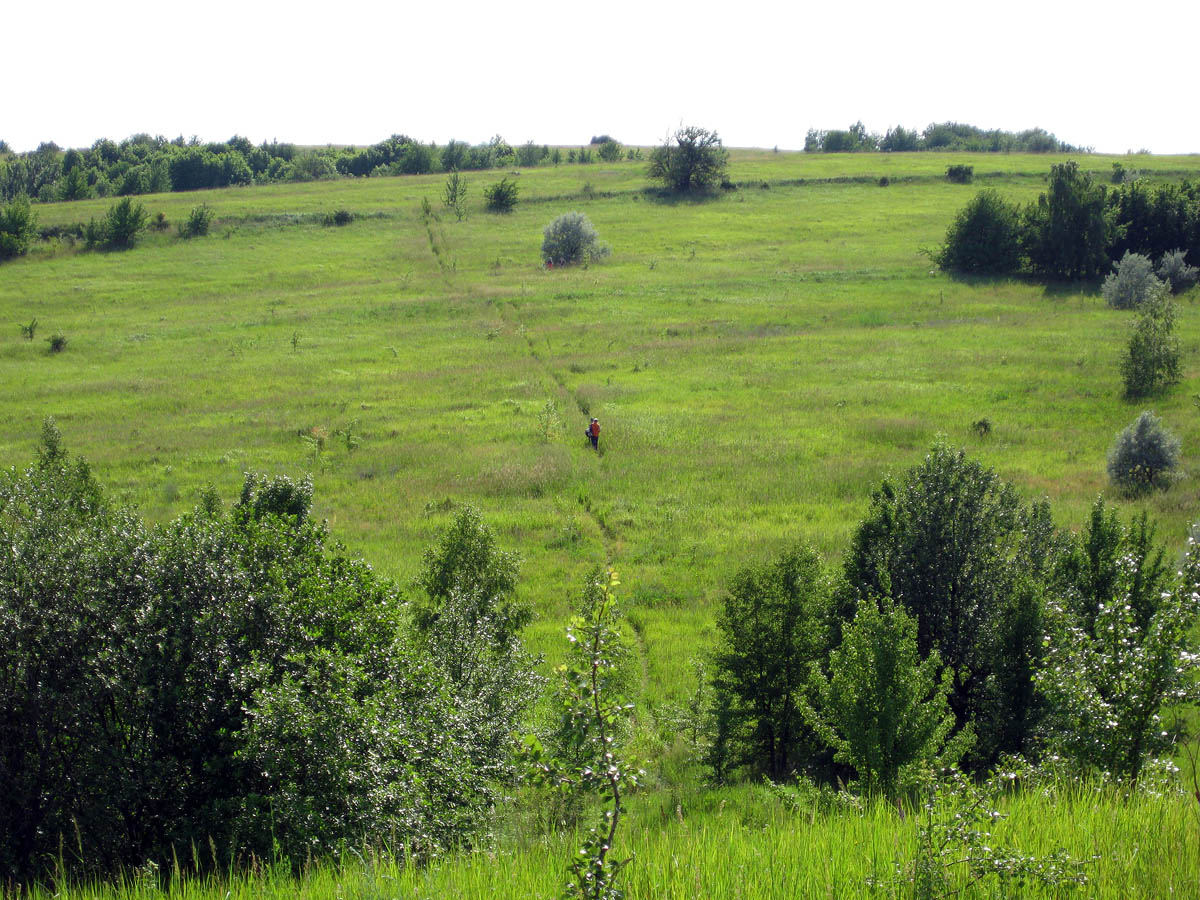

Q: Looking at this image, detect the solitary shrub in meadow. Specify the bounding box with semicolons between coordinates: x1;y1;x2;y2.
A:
1106;410;1180;493
180;203;212;237
100;196;148;249
483;176;519;213
1102;251;1163;309
596;139;623;162
541;212;610;266
945;164;974;184
647;125;728;194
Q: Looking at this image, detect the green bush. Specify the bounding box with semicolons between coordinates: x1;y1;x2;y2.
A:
1156;248;1198;294
1106;410;1180;493
100;196;148;249
1037;509;1199;780
805;596;968;799
596;140;623;162
483;176;519;213
1101;251;1163;309
1121;289;1180;399
934;189;1023;275
709;545;828;780
1021;161;1111;280
647;125;728;193
180;203;212;237
0;195;37;260
541;211;610;266
840;442;1055;769
945;164;974;184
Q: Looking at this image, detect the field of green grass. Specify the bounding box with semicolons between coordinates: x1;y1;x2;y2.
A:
32;783;1200;899
6;148;1200;896
6;150;1200;698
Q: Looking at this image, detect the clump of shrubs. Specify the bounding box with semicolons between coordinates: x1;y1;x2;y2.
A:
945;164;974;184
541;212;610;266
180;203;213;237
85;197;148;250
1107;410;1180;493
1102;251;1164;309
484;177;519;213
1156;248;1198;294
0;196;38;261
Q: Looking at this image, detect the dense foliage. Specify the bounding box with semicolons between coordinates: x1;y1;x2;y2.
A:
647;126;728;194
0;426;538;882
709;545;828;779
805;122;1077;153
483;177;519;213
541;212;610;266
0;131;628;207
938;164;1200;280
933;189;1022;274
1106;410;1181;492
709;443;1199;791
1121;288;1180;399
0;195;37;260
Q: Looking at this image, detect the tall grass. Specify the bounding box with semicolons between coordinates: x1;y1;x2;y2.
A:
32;782;1198;899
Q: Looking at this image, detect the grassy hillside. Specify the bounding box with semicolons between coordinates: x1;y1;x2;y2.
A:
4;149;1200;706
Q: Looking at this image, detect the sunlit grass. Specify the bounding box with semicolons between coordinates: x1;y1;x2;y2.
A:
3;151;1200;714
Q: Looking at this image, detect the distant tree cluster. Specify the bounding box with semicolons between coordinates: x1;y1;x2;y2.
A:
804;121;1078;153
0;131;641;206
710;443;1199;795
936;162;1200;281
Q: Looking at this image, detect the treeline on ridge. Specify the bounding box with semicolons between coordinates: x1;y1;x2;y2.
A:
804;121;1079;154
0;133;637;205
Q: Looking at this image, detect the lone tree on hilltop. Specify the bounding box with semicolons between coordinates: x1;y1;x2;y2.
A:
648;125;728;193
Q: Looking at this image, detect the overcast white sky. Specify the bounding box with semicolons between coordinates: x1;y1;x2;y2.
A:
4;0;1197;155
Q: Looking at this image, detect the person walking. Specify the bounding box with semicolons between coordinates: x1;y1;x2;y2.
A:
586;417;600;451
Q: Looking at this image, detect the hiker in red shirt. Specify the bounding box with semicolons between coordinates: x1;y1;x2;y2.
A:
587;417;600;450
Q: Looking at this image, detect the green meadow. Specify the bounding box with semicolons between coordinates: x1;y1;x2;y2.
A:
4;148;1200;896
6;150;1200;692
26;784;1200;899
